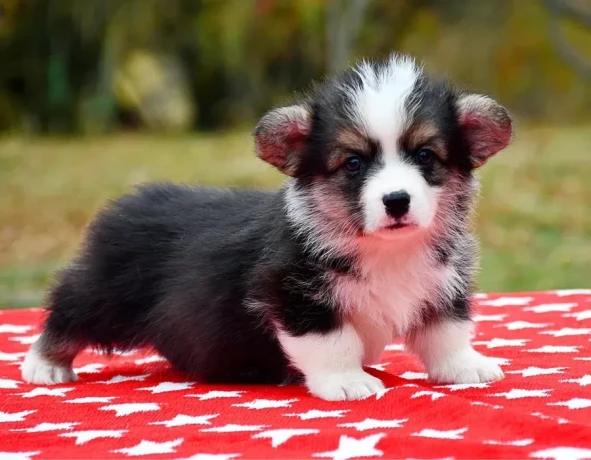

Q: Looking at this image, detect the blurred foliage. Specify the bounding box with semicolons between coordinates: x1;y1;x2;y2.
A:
1;125;590;306
0;0;590;134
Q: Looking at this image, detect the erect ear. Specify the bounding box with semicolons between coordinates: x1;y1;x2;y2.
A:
253;104;312;176
456;94;514;168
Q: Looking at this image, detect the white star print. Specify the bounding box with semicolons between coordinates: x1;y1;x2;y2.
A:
411;390;446;400
285;409;349;420
100;403;160;416
74;363;105;374
368;362;389;372
536;415;568;425
233;399;298;410
113;438;183;456
531;412;569;424
564;310;591;321
384;343;404;351
0;352;26;361
555;289;591;296
472;402;503;410
479;297;533;307
398;371;428;380
9;334;40;345
0;325;33;334
252;429;319;447
59;430;127;445
483;439;533;446
548;398;591;409
524;303;578;313
19;387;74;398
473;314;507;322
94;374;150;384
574;357;591;361
339;418;407;431
65;397;116;404
507;367;566;377
151;414;218;427
561;375;591;386
314;434;385;460
178;455;240;460
541;327;591;337
412;428;467;439
472;338;529;348
0;451;41;460
0;378;20;389
137;382;193;393
11;422;79;433
491;389;552;399
186;390;244;401
531;447;591;460
0;410;36;422
374;387;395;400
201;424;267;433
528;345;580;353
134;355;167;365
497;321;550;331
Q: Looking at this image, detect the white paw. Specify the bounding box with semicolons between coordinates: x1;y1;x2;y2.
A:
307;371;385;401
427;349;504;384
21;346;78;385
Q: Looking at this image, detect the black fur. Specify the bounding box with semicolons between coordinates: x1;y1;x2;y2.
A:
40;184;348;383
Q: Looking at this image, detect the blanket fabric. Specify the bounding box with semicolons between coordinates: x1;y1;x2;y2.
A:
0;290;590;460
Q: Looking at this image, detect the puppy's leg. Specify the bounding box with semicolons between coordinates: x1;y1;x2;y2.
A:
22;331;82;385
22;273;87;385
278;323;384;401
406;319;503;384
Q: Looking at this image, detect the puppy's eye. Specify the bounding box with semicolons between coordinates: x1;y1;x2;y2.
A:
416;148;435;166
343;155;362;173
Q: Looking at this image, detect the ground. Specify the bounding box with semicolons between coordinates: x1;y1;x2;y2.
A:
1;125;590;307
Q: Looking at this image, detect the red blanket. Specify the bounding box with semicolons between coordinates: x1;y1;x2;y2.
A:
1;290;590;459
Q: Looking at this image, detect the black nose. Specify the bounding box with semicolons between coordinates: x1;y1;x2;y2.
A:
382;191;411;218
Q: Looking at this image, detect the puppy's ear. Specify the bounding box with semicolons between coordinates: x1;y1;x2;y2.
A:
254;104;311;176
456;94;513;168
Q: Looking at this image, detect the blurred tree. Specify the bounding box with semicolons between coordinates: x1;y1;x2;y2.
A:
326;0;369;72
542;0;591;79
0;0;589;133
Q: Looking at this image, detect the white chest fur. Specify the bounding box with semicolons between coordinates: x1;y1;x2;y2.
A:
332;241;460;365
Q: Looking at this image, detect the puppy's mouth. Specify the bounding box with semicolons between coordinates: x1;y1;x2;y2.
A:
360;221;420;241
385;222;411;230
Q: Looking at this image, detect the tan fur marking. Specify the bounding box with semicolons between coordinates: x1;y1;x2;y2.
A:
328;128;371;171
404;122;447;160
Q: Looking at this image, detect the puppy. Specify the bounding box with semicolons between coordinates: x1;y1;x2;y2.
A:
22;53;512;400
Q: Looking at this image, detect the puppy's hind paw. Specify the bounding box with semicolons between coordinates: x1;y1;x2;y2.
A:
21;344;78;385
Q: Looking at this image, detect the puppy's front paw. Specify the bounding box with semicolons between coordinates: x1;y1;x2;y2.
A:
307;371;385;401
427;349;504;384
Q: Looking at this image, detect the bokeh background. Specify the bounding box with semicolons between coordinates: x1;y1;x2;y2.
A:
1;0;590;307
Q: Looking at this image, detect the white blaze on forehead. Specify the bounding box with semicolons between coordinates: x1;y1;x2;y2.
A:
344;55;438;232
347;54;421;153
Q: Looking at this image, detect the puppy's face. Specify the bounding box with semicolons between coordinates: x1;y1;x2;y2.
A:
254;54;513;241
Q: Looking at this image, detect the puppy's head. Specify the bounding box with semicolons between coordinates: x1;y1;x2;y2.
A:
254;54;513;242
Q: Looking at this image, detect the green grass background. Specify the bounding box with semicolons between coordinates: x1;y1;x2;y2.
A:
1;125;590;308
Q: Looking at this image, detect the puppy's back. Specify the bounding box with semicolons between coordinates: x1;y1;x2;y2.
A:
43;183;277;352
